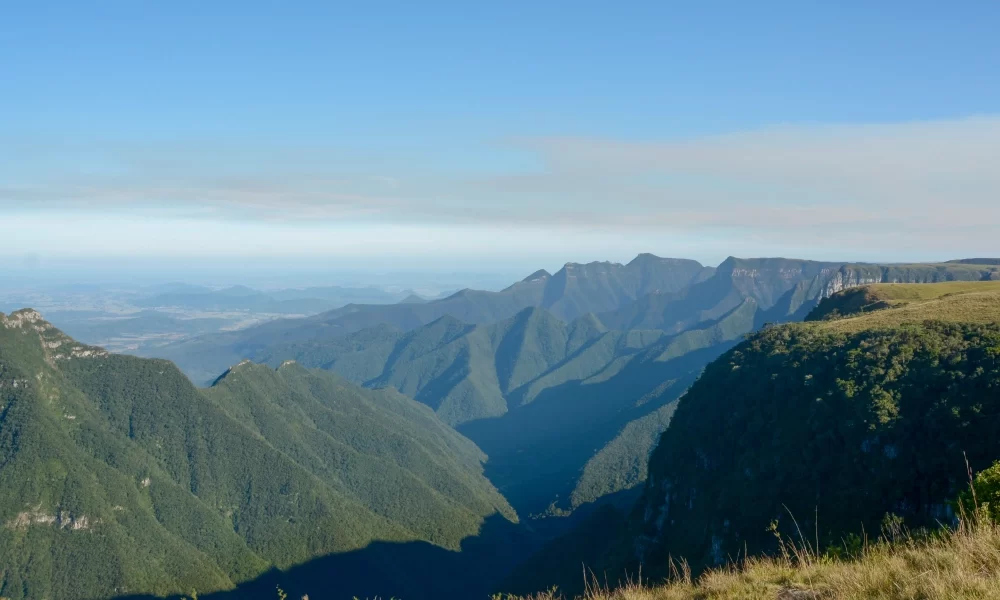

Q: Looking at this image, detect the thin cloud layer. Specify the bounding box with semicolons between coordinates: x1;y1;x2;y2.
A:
2;116;998;257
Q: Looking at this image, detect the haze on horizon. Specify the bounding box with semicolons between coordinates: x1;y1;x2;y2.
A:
3;1;999;271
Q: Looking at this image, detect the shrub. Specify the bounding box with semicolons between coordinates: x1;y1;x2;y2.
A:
957;461;1000;524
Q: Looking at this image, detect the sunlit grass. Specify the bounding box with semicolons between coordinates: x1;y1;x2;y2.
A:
501;518;1000;600
814;282;1000;333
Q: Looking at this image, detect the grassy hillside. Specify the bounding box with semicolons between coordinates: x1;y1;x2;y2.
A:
633;282;1000;574
0;310;512;600
807;280;1000;327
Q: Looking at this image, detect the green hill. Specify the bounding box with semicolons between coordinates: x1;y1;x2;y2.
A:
250;302;756;515
0;310;513;600
632;282;1000;573
460;299;759;515
256;306;651;426
807;280;1000;324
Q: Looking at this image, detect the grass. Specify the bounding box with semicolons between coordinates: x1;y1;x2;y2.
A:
814;282;1000;333
862;280;1000;301
502;517;1000;600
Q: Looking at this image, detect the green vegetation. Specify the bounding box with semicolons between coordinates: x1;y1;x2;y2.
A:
260;307;669;426
456;301;757;515
508;282;1000;598
0;310;512;600
149;263;996;519
808;281;1000;332
633;282;1000;574
957;461;1000;525
808;281;1000;322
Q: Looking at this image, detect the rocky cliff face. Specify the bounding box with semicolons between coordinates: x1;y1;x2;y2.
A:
820;263;1000;297
821;266;885;296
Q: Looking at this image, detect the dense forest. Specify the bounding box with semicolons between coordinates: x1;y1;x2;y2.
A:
0;310;512;600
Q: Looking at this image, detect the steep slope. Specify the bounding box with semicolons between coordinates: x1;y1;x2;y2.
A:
261;307;607;426
539;256;709;320
632;282;1000;573
251;303;755;515
134;258;1000;521
461;299;759;515
142;255;710;385
0;310;512;600
204;362;516;543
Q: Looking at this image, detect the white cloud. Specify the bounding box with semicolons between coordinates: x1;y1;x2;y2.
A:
2;116;998;259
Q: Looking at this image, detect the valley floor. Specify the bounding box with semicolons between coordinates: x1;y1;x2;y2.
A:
505;519;1000;600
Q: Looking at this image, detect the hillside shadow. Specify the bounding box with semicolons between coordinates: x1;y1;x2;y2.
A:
460;343;735;515
110;513;539;600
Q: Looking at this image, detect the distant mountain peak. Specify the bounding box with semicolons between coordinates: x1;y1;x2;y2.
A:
562;260;621;269
627;252;663;265
398;294;427;304
442;288;474;300
521;269;551;282
627;253;704;268
1;308;46;329
210;358;259;385
217;285;260;296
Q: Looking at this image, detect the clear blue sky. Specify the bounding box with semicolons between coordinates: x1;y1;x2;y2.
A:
3;1;999;272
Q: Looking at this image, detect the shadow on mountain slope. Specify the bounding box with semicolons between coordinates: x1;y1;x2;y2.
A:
460;343;738;516
109;513;536;600
107;489;645;600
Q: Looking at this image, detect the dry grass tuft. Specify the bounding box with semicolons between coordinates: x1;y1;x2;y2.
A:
500;518;1000;600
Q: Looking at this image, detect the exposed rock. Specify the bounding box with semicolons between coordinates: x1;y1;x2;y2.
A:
5;506;97;531
1;309;45;329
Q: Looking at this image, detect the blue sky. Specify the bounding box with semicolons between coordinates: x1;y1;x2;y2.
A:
2;1;999;271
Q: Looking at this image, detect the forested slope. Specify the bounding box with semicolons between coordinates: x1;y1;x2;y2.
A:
634;282;1000;570
0;310;512;600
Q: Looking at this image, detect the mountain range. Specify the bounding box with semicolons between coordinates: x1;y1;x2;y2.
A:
5;256;1000;600
144;256;999;387
137;256;998;516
